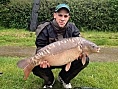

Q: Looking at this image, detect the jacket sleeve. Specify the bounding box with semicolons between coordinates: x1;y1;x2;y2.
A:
71;23;80;37
35;27;49;48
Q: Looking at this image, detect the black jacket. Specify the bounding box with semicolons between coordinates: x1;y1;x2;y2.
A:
35;21;80;49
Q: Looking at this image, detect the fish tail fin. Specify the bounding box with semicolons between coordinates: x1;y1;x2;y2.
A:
23;62;34;80
17;58;34;80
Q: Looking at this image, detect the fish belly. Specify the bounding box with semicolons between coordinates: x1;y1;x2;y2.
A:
42;46;82;66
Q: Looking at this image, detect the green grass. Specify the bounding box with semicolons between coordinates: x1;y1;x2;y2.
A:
0;57;118;89
0;28;36;47
81;31;118;47
0;28;118;47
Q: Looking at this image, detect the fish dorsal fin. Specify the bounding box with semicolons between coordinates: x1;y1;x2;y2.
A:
65;62;71;71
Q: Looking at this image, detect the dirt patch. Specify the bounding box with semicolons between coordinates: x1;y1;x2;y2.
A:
0;46;36;57
89;47;118;62
0;46;118;62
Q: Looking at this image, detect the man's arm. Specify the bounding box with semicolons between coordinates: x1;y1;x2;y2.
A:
70;23;80;37
35;28;49;49
72;25;80;37
35;27;50;68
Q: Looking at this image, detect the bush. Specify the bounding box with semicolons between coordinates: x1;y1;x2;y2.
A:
68;0;118;32
0;0;32;29
0;0;118;31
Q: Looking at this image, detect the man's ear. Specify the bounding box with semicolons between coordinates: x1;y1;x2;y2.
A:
53;13;56;19
68;15;70;18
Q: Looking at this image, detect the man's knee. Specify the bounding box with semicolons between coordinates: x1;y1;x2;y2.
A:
32;66;41;76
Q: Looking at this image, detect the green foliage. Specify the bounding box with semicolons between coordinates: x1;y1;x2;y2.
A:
0;0;10;4
0;0;32;29
0;0;118;31
67;0;118;31
0;57;118;89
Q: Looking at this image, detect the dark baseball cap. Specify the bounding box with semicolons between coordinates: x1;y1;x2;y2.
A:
55;4;70;13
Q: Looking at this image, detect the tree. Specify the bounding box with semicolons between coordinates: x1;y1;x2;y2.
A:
30;0;40;31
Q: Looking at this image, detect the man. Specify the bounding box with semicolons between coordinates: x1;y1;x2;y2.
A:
32;4;89;88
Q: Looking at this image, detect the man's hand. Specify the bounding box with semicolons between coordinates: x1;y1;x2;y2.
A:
39;60;50;68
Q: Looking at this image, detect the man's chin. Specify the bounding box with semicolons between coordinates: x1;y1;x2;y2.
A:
59;25;65;28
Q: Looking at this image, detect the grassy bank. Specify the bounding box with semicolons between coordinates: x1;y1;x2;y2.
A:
0;57;118;89
0;28;118;47
81;31;118;46
0;28;36;47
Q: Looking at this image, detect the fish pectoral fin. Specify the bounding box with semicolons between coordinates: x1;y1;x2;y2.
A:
81;53;87;65
65;62;71;71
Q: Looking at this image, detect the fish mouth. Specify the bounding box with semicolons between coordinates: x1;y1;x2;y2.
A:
96;47;100;52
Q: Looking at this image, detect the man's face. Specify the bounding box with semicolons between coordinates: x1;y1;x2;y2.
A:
53;9;70;28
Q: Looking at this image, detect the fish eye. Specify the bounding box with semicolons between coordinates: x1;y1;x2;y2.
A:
92;45;95;48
